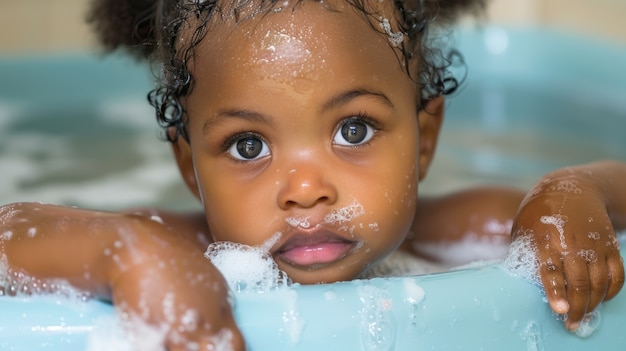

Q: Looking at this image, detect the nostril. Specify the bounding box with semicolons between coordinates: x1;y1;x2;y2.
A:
277;171;338;209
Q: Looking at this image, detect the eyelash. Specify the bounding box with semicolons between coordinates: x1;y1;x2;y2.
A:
335;113;382;147
342;113;382;131
220;131;266;153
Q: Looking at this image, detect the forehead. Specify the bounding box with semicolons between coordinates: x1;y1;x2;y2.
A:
188;0;407;83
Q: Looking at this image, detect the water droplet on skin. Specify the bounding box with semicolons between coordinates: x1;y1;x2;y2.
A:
1;231;12;240
27;227;37;237
577;249;598;264
368;223;380;232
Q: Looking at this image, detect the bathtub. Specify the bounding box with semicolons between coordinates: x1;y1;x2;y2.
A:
1;26;625;350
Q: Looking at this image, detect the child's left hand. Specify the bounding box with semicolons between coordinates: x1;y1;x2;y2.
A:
512;163;625;332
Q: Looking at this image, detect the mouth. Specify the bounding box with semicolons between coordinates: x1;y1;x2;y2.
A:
274;230;357;268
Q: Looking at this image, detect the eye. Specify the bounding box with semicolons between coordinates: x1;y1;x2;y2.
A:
333;117;377;146
227;134;270;161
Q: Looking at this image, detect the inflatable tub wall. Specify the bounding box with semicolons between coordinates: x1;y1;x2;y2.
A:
1;27;626;350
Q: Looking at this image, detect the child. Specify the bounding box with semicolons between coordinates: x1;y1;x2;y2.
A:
2;0;625;349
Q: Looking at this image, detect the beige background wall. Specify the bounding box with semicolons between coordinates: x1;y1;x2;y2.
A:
0;0;625;54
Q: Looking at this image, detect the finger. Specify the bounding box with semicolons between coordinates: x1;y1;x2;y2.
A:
606;254;625;301
562;253;590;330
538;253;569;315
586;257;608;313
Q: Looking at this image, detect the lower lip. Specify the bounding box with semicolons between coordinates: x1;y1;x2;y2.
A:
279;242;354;267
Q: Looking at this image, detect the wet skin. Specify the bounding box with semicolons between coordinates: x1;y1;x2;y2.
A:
175;2;427;284
1;1;626;350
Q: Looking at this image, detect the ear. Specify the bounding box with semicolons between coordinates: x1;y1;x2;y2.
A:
169;128;202;201
417;96;445;181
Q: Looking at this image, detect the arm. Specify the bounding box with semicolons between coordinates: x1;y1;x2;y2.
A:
407;186;525;264
513;160;626;331
0;203;245;350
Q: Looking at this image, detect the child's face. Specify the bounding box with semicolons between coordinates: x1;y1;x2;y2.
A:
175;1;439;283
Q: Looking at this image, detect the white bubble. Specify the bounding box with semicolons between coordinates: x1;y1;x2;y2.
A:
27;227;37;237
540;214;568;250
285;216;310;228
503;233;540;286
587;232;600;240
324;200;365;224
550;179;582;194
368;223;380;232
412;232;509;266
204;240;289;293
378;17;404;47
1;230;13;240
577;249;598;264
86;313;166;351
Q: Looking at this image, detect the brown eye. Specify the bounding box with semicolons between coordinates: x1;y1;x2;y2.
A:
227;135;270;160
334;119;375;146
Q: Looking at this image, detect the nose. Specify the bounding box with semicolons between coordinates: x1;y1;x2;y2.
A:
277;165;338;210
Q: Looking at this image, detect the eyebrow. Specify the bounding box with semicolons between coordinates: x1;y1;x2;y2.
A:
203;88;395;134
203;109;272;135
321;88;395;112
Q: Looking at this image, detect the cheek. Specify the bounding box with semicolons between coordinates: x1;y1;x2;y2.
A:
196;168;276;244
357;163;418;234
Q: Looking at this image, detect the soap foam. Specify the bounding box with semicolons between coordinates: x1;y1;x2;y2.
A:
0;255;89;301
378;17;404;47
204;235;290;293
285;216;310;229
540;214;568;250
324;200;365;224
86;314;166;351
412;233;510;267
502;232;540;286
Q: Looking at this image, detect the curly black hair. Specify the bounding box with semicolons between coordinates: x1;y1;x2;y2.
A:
88;0;487;142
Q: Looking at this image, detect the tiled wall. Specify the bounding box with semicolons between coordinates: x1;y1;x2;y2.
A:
0;0;624;53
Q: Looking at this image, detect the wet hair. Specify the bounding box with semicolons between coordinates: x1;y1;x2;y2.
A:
88;0;486;142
